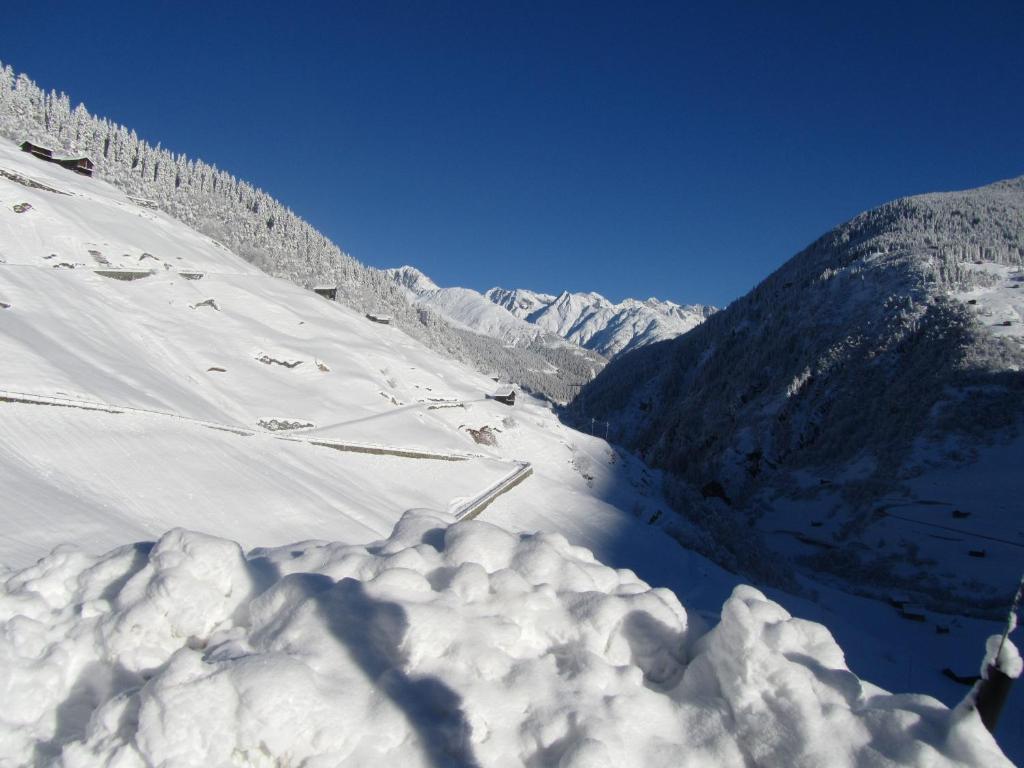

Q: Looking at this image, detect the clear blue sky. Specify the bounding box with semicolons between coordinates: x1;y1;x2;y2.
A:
3;1;1022;306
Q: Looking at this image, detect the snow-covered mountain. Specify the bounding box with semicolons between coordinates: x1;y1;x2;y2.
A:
578;175;1024;616
488;286;717;357
387;265;556;347
485;286;557;317
0;139;1016;765
384;266;716;361
0;64;601;405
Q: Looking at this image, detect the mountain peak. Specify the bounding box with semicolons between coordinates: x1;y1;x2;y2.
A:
487;286;716;357
386;265;439;294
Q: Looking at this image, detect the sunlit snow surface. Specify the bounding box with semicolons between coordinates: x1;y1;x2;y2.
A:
0;511;1012;767
0;141;1018;764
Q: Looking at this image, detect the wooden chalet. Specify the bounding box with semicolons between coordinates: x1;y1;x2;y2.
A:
20;140;94;177
365;313;391;324
314;286;338;300
58;157;95;176
20;141;53;160
488;383;516;406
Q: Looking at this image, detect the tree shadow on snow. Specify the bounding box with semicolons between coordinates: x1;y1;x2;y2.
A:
313;578;480;768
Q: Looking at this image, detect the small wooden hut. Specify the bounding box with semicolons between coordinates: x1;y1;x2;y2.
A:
20;141;53;160
489;383;516;406
313;286;338;300
58;157;95;177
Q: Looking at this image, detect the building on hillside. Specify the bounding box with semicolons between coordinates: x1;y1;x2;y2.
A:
313;286;338;300
20;141;53;160
20;140;94;177
488;383;516;406
57;157;95;177
365;313;391;324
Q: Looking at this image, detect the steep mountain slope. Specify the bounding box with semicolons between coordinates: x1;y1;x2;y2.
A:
0;64;597;404
578;175;1024;611
488;286;716;357
485;286;556;318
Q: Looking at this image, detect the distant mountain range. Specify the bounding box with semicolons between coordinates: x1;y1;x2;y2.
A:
387;266;716;359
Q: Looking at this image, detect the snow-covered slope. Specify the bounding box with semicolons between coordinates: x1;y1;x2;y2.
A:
485;286;557;318
387;265;551;346
578;175;1024;615
488;286;716;357
0;64;601;405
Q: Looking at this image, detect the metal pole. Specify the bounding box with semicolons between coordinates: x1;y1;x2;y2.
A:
973;574;1023;733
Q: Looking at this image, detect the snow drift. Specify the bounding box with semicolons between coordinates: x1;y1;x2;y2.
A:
0;511;1011;767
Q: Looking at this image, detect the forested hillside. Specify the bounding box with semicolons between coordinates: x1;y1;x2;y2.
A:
578;176;1024;611
0;64;601;402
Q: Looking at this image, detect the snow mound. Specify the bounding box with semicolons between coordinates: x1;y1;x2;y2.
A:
0;512;1010;767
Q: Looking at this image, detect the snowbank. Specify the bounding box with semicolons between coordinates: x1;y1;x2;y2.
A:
0;511;1011;767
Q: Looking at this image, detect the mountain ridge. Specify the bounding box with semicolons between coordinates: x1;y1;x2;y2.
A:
487;284;716;357
577;172;1024;612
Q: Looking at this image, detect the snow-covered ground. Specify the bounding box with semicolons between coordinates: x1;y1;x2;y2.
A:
1;511;1013;767
952;260;1024;348
1;139;1020;765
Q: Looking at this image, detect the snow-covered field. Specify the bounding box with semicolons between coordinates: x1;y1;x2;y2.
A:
1;139;1019;765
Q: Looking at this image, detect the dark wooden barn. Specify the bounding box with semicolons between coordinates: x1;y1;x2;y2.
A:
57;157;95;177
314;286;338;300
488;384;516;406
20;141;53;160
20;140;94;177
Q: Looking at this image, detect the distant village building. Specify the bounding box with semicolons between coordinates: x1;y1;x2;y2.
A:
365;313;391;324
313;286;337;300
898;604;927;622
58;157;95;176
488;383;516;406
20;141;52;160
20;141;94;177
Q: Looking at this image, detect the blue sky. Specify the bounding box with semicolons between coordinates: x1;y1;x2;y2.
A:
3;1;1022;307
